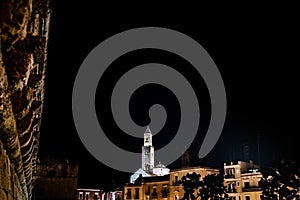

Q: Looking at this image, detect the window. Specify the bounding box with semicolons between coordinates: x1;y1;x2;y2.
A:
79;192;83;200
146;186;150;195
260;195;263;200
85;192;90;200
174;175;179;185
226;168;235;178
152;187;157;198
228;182;236;193
127;189;132;199
94;192;99;200
244;182;250;188
161;186;168;198
134;188;139;199
245;196;251;200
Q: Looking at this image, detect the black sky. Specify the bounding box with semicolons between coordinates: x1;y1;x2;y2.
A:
38;2;299;188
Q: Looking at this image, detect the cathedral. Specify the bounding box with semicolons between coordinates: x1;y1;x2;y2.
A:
125;127;220;200
130;126;170;184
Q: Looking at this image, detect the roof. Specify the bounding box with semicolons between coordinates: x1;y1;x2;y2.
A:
170;166;220;172
155;162;167;168
145;126;151;134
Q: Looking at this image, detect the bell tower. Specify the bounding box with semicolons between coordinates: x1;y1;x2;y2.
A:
142;126;154;173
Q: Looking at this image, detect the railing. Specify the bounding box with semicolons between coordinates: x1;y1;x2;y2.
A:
242;187;262;192
225;174;235;178
227;188;237;193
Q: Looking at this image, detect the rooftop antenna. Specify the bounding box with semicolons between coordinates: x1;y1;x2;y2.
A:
257;132;261;166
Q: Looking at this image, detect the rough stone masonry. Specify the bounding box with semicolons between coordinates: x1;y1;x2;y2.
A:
0;0;51;199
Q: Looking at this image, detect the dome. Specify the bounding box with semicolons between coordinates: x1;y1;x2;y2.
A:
155;162;166;168
153;162;170;176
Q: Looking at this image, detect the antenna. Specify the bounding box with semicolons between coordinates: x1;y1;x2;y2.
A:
257;132;261;166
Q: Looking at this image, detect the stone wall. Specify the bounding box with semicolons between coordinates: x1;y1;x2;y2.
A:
0;0;51;199
0;140;24;200
34;158;79;200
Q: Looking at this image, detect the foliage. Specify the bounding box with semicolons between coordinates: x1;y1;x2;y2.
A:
259;160;300;200
177;172;202;200
178;172;228;200
199;173;228;200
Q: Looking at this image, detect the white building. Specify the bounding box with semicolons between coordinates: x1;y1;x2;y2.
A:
142;126;154;173
153;162;170;176
130;126;170;184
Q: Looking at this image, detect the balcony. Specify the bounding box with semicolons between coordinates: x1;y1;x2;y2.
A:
227;188;237;193
225;174;235;179
242;187;262;192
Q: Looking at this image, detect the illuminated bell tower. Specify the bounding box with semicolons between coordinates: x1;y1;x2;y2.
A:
142;126;154;173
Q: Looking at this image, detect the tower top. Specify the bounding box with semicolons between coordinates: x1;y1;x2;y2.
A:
143;126;152;146
142;126;154;172
145;126;151;134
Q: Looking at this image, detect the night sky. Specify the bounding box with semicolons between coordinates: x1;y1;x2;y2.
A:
38;2;299;188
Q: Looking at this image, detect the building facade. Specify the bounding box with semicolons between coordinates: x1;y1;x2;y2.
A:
224;160;263;200
76;188;124;200
124;166;220;200
125;126;220;200
77;188;101;200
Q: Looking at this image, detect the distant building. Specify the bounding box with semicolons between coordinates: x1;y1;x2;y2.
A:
125;126;220;200
76;188;123;200
124;166;220;200
169;166;220;200
77;188;101;200
33;158;79;200
181;149;190;168
131;127;170;184
124;174;170;200
224;160;263;200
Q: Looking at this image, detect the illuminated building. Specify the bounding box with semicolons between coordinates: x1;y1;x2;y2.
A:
124;126;219;200
224;160;263;200
131;127;170;184
142;126;155;173
124;166;220;200
77;188;102;200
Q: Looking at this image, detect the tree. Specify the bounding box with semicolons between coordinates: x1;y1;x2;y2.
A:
178;172;228;200
259;160;300;200
199;173;228;200
178;172;202;200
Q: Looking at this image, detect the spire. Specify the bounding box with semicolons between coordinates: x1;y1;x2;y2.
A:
145;126;151;134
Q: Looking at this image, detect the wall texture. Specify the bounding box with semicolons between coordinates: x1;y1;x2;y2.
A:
0;140;24;200
34;158;79;200
0;0;51;199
